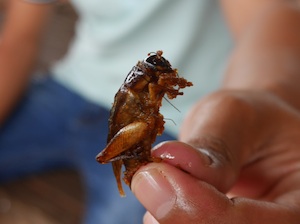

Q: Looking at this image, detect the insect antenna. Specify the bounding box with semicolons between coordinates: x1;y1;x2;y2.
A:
164;117;177;126
163;96;181;113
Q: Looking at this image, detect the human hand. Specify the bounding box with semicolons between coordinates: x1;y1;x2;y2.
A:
131;90;300;223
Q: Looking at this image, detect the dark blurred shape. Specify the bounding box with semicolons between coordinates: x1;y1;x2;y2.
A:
0;2;84;224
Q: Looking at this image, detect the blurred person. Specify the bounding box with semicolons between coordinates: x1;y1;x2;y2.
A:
1;1;300;224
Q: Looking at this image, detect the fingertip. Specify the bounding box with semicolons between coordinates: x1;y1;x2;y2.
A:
152;141;236;193
152;141;213;166
131;163;176;220
143;211;159;224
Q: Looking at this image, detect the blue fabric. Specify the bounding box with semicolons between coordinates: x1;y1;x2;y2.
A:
0;76;175;224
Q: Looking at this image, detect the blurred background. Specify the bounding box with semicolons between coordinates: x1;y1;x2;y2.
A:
0;1;85;223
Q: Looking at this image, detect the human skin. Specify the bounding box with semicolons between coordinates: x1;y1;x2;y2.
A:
132;1;300;223
0;0;52;125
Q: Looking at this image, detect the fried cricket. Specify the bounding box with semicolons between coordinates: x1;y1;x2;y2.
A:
96;50;193;196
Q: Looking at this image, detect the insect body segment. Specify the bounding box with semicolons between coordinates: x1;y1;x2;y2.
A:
96;50;193;196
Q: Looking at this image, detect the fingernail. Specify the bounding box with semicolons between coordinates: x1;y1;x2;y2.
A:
196;148;219;167
143;212;160;224
132;167;175;220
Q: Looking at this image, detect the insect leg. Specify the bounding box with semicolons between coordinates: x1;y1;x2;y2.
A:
112;160;126;197
96;121;149;163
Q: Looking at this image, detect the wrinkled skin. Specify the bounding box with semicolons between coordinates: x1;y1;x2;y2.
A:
96;51;193;196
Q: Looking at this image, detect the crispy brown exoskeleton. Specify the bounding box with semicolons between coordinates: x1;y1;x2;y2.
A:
96;50;193;196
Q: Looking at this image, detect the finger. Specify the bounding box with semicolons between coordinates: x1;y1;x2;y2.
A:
180;91;262;167
132;162;300;224
152;141;237;193
143;211;159;224
179;91;300;195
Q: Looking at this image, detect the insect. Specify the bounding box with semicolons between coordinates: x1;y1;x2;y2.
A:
96;50;193;196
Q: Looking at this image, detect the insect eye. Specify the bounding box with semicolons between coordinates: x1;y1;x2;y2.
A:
144;54;171;70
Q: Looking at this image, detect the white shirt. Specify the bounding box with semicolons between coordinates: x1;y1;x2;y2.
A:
51;0;233;136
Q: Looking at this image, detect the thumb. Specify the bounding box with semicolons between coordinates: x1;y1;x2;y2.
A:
131;162;299;224
131;162;232;224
